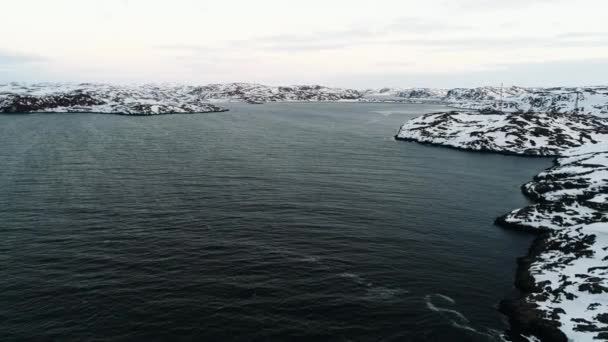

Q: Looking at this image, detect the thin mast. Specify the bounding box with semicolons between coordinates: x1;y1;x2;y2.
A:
499;83;504;112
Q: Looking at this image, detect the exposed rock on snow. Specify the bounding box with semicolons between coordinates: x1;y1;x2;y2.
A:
362;86;608;117
0;83;227;115
3;83;608;117
193;83;362;103
443;86;608;117
361;87;448;103
395;111;608;156
497;144;608;341
0;82;364;114
396;112;608;341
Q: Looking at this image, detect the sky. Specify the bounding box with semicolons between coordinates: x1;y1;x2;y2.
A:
1;0;608;88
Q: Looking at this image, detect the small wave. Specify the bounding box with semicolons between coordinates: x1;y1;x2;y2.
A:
450;321;505;341
365;286;407;301
371;110;405;116
520;334;540;342
338;272;359;279
338;272;372;287
425;294;469;324
425;294;506;342
434;293;455;304
297;256;320;263
339;273;407;301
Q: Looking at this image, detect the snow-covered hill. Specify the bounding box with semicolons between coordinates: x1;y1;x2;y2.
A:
360;87;448;103
395;111;607;156
0;83;364;114
443;86;608;117
0;83;226;115
361;85;608;117
193;83;362;103
3;82;607;116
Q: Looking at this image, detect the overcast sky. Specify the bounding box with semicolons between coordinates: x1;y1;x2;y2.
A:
1;0;607;88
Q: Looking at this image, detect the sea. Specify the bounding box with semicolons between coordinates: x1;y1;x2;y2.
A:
0;103;552;341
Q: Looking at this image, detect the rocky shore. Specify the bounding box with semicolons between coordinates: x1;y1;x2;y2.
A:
3;83;608;117
0;84;227;115
0;83;363;115
396;112;608;341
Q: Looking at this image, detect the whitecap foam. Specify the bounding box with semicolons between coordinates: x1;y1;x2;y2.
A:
371;110;411;116
424;294;469;324
365;287;407;301
425;294;506;341
450;321;505;341
297;256;320;263
338;272;369;286
339;272;407;301
434;293;455;304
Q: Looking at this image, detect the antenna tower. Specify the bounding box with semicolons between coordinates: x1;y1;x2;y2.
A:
499;83;504;112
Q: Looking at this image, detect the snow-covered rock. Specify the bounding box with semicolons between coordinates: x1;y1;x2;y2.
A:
2;82;608;117
395;111;608;156
360;85;608;117
444;86;608;117
192;83;362;103
498;144;608;342
396;111;608;341
0;83;227;115
0;82;365;114
361;87;448;103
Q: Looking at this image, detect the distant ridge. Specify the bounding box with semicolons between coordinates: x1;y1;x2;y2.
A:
1;82;607;116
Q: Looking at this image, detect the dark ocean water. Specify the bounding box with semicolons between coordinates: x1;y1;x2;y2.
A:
0;103;551;342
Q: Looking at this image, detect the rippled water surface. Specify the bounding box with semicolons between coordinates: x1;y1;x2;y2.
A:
0;103;552;341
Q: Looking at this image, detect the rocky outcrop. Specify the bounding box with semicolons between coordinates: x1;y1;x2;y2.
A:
396;113;608;341
441;86;608;117
192;83;363;103
395;111;607;156
1;93;105;113
3;83;607;117
364;86;608;117
0;84;227;115
496;143;608;341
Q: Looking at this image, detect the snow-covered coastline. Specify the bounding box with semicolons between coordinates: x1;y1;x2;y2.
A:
2;83;608;117
366;86;608;118
0;83;362;115
395;111;607;156
496;142;608;342
0;83;228;115
397;112;608;341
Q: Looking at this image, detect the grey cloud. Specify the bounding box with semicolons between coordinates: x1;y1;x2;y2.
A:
390;37;541;48
375;61;416;68
389;32;608;50
163;17;474;53
386;17;473;33
161;29;608;56
252;18;472;52
0;50;52;82
156;18;608;56
156;44;216;53
556;32;608;40
0;49;47;65
227;28;378;52
449;0;565;11
324;58;608;89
